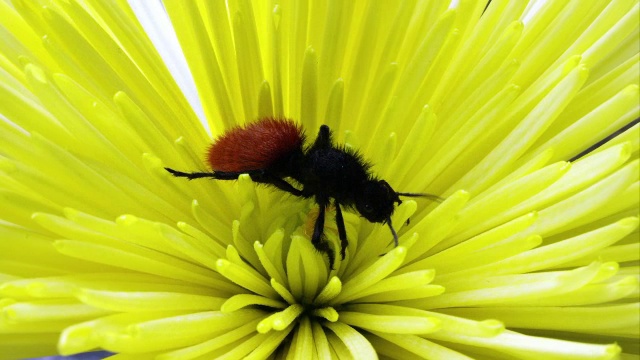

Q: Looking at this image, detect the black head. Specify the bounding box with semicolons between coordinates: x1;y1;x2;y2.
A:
356;179;442;247
355;179;400;223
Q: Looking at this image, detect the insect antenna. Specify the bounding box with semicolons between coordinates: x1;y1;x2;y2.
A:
394;192;443;227
387;217;399;247
396;192;444;203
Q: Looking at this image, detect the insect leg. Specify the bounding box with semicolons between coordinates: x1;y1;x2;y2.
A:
267;177;306;197
334;201;348;260
165;168;240;180
248;171;306;197
312;199;336;269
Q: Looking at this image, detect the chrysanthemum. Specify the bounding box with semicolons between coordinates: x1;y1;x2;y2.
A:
1;0;638;359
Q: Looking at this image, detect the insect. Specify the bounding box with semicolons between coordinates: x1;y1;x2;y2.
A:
166;118;438;269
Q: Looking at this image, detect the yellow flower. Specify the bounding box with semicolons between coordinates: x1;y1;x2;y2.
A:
0;0;638;359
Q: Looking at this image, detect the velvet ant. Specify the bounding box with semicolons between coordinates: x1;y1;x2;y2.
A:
166;118;439;269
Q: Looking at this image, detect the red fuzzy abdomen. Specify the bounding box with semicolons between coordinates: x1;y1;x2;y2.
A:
207;118;305;172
